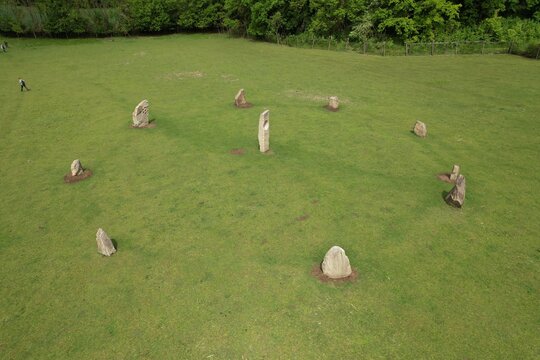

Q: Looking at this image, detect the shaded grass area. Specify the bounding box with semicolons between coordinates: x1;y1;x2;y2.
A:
0;34;539;359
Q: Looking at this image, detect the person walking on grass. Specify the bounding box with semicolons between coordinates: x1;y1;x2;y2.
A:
0;43;6;52
19;78;29;92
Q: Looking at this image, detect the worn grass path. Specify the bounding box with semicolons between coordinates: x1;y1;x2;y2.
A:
0;34;539;359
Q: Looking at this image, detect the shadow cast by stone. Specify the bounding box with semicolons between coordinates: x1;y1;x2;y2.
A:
64;169;93;183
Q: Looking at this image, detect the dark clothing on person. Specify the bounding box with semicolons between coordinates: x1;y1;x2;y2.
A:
19;79;29;91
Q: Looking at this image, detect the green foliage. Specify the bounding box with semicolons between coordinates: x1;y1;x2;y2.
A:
372;0;461;41
126;0;177;32
176;0;224;30
0;0;538;45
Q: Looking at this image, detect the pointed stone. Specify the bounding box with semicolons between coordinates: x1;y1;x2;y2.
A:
445;174;466;208
258;110;270;153
71;159;84;176
450;164;460;182
132;99;149;127
322;246;352;279
234;89;249;108
96;228;116;256
413;121;427;137
328;96;339;111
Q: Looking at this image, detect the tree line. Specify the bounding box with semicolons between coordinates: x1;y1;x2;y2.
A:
1;0;539;44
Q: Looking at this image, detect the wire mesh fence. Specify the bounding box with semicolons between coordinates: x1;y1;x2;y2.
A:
278;34;540;59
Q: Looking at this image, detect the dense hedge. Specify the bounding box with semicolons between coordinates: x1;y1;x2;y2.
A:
1;0;539;44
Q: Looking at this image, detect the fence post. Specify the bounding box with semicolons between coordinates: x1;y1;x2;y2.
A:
328;37;331;50
383;41;386;56
405;43;408;56
311;35;315;48
508;41;513;54
363;41;367;55
454;42;458;55
536;46;540;59
345;37;349;51
431;41;434;55
481;41;485;55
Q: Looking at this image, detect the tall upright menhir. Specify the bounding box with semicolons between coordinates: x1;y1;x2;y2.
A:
258;110;270;153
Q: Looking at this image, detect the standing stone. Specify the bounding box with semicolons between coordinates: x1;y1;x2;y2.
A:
132;99;149;127
450;164;460;182
445;174;466;208
321;246;352;279
234;89;249;107
96;228;116;256
413;121;427;137
71;159;84;176
328;96;339;111
258;110;270;153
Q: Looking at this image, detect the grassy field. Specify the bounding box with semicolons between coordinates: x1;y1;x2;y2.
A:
0;34;539;359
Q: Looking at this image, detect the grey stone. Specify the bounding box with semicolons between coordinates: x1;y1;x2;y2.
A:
413;121;427;137
322;246;352;279
328;96;339;111
258;110;270;153
96;228;116;256
235;89;248;107
445;174;466;208
71;159;83;176
450;164;460;182
132;99;149;127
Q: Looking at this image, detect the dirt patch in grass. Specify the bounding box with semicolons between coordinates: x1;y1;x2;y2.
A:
164;71;204;80
284;90;350;104
436;173;454;183
230;148;246;155
296;214;310;222
311;264;358;283
235;102;253;108
324;105;339;112
64;170;93;184
221;74;239;82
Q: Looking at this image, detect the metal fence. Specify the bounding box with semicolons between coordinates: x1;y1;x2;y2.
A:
278;35;540;59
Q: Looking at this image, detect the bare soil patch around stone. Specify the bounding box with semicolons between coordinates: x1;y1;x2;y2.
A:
235;102;253;109
436;173;454;183
324;105;339;112
230;148;246;155
311;264;358;283
64;170;93;184
130;120;156;129
296;214;310;222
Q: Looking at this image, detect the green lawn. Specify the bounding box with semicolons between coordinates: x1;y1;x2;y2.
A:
0;34;539;359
